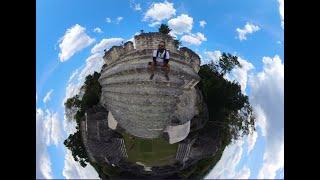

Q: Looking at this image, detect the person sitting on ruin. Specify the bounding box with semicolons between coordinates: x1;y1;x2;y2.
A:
148;41;170;81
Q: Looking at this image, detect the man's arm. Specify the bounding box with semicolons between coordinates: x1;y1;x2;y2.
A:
152;50;157;64
163;51;170;66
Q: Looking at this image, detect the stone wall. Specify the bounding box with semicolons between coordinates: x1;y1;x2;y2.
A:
81;105;128;166
103;41;134;65
189;124;221;160
175;138;196;163
134;32;177;52
179;47;201;73
99;32;204;142
102;32;200;72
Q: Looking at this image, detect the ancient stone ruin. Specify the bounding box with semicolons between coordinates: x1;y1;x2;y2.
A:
99;32;202;143
80;32;221;178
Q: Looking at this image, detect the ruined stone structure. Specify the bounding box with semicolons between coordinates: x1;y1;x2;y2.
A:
78;32;223;178
99;32;202;142
80;105;128;165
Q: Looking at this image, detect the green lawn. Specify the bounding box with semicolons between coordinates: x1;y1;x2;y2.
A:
121;132;178;167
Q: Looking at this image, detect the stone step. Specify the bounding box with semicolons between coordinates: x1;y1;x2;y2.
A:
105;99;176;114
101;92;178;106
104;103;173;119
122;121;163;139
118;111;170;125
109;111;171;128
101;86;183;97
100;74;185;88
99;62;200;82
87;113;108;121
101;82;183;91
100;91;176;105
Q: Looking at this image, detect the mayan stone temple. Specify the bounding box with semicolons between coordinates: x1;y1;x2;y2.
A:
80;32;221;178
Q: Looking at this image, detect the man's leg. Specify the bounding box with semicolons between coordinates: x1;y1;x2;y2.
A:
162;64;170;81
148;62;156;80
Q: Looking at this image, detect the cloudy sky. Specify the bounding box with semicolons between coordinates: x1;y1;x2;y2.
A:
36;0;284;179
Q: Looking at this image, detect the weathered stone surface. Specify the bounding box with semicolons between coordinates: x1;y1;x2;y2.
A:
80;105;128;165
99;32;202;141
78;33;224;178
107;112;118;130
164;121;190;144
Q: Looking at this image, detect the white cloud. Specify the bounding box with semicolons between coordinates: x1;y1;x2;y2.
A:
258;143;284;179
58;24;95;61
63;83;80;107
168;14;193;35
277;40;282;45
149;21;161;27
63;53;104;106
247;131;258;154
249;55;284;179
42;109;63;146
205;140;245;179
91;38;124;54
106;17;111;23
39;152;53;179
205;50;222;64
63;115;77;135
36;108;53;179
278;0;284;29
225;57;254;93
180;32;207;46
93;27;102;33
43;89;54;104
78;53;104;82
134;3;141;11
199;20;207;28
51;113;63;145
116;16;123;24
236;22;260;41
36;108;63;179
143;1;176;25
68;68;80;83
254;105;267;137
63;150;99;179
234;166;251;179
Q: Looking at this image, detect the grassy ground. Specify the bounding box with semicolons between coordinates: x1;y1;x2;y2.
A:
121;131;178;167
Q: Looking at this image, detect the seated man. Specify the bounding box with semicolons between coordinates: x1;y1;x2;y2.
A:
148;41;170;81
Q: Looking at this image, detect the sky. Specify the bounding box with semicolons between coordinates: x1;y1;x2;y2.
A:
36;0;284;179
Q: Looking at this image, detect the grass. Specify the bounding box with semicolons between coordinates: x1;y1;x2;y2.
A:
121;131;178;167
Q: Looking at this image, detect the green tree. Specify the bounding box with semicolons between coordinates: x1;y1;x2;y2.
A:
158;24;171;34
218;52;241;76
63;71;103;168
174;39;181;48
198;61;255;146
64;131;89;167
82;72;102;110
64;95;81;109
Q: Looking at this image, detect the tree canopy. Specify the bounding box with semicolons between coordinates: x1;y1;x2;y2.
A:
63;71;102;167
158;24;171;34
218;52;242;76
197;52;255;146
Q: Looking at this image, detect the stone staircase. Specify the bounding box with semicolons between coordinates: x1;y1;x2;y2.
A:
99;53;200;139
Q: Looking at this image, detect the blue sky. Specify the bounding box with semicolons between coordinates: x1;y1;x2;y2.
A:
36;0;284;179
